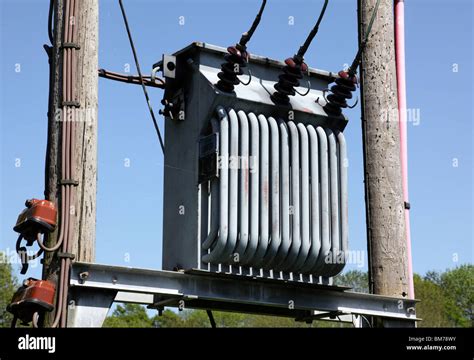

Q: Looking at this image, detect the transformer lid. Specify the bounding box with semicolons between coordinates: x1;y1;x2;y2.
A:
153;42;338;83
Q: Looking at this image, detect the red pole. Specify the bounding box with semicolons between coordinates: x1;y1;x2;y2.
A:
395;0;414;299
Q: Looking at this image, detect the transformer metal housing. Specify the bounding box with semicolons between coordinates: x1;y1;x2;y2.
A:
160;43;348;283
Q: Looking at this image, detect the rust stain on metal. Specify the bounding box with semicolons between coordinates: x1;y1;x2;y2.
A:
263;180;269;206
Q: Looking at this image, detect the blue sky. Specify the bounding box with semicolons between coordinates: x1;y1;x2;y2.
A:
0;0;472;282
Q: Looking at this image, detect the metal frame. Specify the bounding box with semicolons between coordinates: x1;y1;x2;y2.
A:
67;262;418;327
65;44;417;328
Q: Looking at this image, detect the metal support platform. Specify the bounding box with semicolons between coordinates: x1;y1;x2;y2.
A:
67;262;418;327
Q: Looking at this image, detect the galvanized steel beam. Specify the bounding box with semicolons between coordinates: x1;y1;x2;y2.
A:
69;262;418;327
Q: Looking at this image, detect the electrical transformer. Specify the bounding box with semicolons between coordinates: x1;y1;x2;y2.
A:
159;43;348;283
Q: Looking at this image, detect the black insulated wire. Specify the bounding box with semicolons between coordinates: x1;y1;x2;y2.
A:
323;0;382;116
48;0;55;45
296;0;329;60
215;0;267;92
207;310;217;328
348;0;382;77
238;0;267;48
271;0;329;105
118;0;165;153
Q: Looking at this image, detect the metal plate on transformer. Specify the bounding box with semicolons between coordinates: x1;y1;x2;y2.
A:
198;132;219;183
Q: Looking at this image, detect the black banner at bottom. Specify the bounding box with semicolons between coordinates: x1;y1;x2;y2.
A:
0;328;472;359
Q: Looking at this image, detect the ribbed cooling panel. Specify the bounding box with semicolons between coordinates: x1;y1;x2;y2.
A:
201;106;348;281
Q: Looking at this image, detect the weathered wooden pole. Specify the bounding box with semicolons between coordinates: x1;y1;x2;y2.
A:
358;0;409;307
43;0;98;326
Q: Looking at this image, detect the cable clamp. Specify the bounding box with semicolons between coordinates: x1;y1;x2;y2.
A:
404;201;411;210
57;252;75;260
62;100;81;108
59;179;79;186
61;42;81;50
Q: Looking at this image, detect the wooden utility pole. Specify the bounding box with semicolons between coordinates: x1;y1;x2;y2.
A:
43;0;98;324
70;0;99;261
358;0;409;303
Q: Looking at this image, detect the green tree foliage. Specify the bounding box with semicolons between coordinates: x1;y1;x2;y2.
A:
241;314;309;327
106;307;327;328
0;252;18;328
417;265;473;327
151;309;184;328
106;307;347;328
413;274;452;327
103;303;153;328
439;265;473;327
152;309;250;328
334;270;369;293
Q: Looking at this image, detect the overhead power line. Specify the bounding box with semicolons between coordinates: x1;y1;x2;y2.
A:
118;0;165;153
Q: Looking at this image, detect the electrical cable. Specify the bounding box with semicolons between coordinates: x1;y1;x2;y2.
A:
296;0;329;60
52;0;74;328
50;0;78;328
360;315;372;328
59;0;80;329
215;0;267;92
206;310;217;328
15;235;44;274
118;0;165;153
45;0;56;211
271;0;329;104
48;0;55;45
37;232;63;252
32;312;40;328
98;68;165;88
348;0;382;77
29;0;78;328
238;0;267;48
323;0;382;116
11;316;18;329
